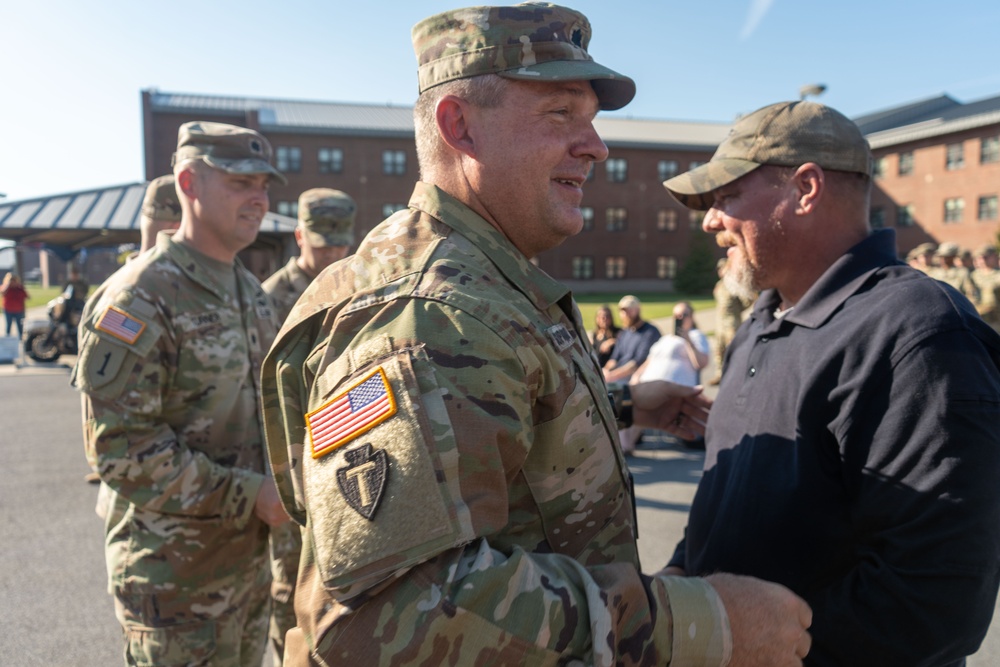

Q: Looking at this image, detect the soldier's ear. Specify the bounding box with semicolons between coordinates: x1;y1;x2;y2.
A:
436;95;477;159
176;166;198;200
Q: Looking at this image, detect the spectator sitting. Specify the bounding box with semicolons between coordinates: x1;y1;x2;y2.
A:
589;304;620;368
624;301;709;450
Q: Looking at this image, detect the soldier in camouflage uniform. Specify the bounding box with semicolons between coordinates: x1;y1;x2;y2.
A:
137;174;183;255
929;241;980;304
708;258;754;385
260;4;812;666
973;244;1000;331
261;187;356;666
905;241;937;273
263;188;356;323
73;121;290;667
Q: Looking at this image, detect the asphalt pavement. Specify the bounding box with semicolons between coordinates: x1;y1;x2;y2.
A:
1;349;997;665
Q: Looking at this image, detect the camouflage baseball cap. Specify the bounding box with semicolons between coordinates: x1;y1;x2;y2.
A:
172;121;287;185
299;188;357;247
664;101;874;210
935;241;961;258
141;175;181;223
412;2;635;111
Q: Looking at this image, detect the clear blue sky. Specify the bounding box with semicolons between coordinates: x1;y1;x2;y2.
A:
3;0;999;202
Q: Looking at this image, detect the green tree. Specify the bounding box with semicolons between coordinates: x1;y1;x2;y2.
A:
673;232;717;295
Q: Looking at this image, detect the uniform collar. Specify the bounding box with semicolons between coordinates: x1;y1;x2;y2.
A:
408;181;570;311
158;233;243;301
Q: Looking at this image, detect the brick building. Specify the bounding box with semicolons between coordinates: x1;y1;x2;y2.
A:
6;90;996;295
142;89;728;292
858;94;1000;256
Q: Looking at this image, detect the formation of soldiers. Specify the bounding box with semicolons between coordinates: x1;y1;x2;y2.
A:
907;241;1000;330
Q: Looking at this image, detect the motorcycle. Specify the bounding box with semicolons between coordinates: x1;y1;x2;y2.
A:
23;287;85;362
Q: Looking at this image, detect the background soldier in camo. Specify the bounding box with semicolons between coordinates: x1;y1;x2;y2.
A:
263;188;356;323
973;244;1000;331
73;121;290;667
929;241;980;304
137;174;183;255
261;187;356;666
261;3;811;665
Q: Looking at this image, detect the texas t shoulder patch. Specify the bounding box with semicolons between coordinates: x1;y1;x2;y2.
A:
336;444;389;520
95;305;146;345
306;366;397;459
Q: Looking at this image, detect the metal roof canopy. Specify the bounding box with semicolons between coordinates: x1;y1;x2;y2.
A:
0;182;297;259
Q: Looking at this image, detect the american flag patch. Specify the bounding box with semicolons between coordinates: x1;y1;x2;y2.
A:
95;306;146;344
307;367;397;459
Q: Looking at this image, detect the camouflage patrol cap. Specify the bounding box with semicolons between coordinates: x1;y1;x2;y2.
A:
935;242;961;258
976;244;998;258
141;175;181;223
172;121;287;185
412;2;635;111
664;101;874;210
299;188;357;247
906;242;937;261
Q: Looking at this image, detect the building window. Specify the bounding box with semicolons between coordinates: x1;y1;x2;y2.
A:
581;206;594;231
382;150;407;175
605;256;626;279
873;157;887;178
898;151;914;176
897;204;915;227
689;210;705;229
276;146;302;173
606;207;628;231
381;203;407;218
276;200;298;217
689;160;706;170
870;207;886;229
657;209;678;231
572;256;594;279
657;256;677;279
318;147;343;174
657;160;679;182
979;195;999;221
944;197;965;223
606;158;628;183
946;143;965;170
982;136;1000;164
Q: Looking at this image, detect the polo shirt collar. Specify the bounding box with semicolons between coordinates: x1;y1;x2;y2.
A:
757;229;901;330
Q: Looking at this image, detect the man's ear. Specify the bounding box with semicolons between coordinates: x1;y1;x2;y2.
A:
176;166;197;200
436;95;478;159
793;163;824;215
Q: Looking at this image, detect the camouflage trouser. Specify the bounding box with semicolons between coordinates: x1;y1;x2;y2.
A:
113;561;271;667
269;521;303;667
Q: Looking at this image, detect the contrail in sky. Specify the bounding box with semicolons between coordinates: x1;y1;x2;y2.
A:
740;0;775;40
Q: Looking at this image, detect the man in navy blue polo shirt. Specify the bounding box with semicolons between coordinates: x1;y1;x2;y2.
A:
661;100;1000;666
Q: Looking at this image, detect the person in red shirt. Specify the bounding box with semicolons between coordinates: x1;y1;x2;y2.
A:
1;272;29;338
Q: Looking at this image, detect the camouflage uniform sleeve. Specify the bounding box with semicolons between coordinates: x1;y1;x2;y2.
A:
76;296;263;527
263;298;731;665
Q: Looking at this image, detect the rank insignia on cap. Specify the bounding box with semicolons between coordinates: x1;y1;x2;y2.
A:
95;305;146;345
337;443;388;520
306;367;397;459
546;324;574;353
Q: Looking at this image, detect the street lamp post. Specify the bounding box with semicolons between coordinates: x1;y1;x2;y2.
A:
800;84;827;100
